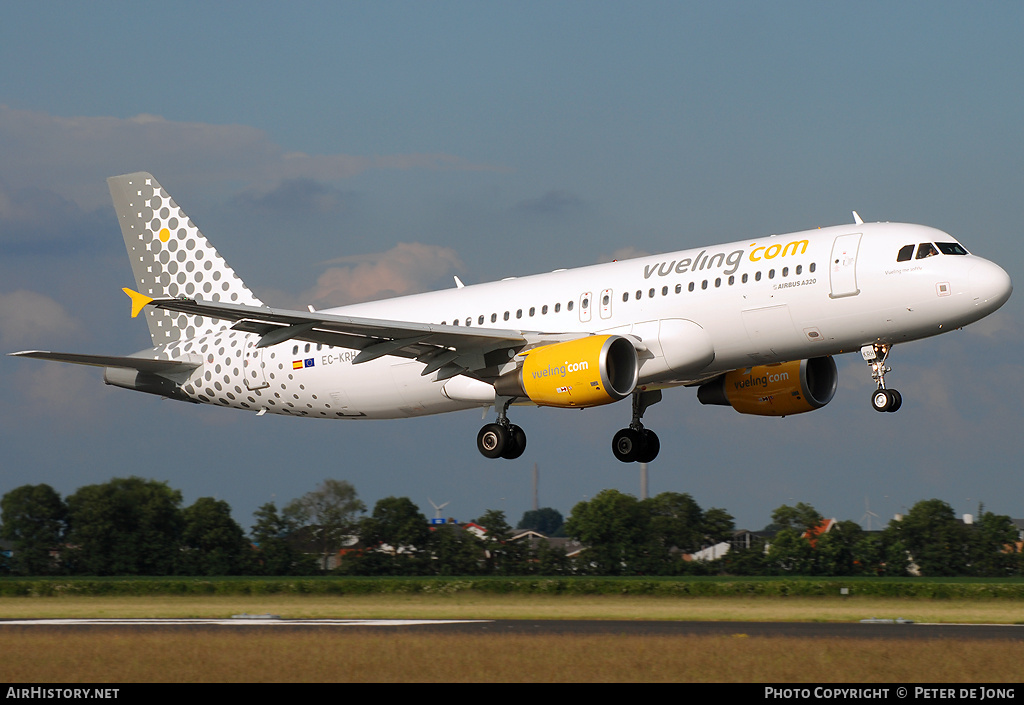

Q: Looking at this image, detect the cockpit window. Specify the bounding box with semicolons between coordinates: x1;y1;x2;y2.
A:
897;244;914;262
916;243;939;259
936;242;969;255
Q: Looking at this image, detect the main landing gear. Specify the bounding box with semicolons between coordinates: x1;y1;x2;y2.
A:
612;389;662;463
862;343;902;413
476;396;527;460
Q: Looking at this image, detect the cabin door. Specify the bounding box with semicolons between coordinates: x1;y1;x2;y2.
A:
829;233;862;299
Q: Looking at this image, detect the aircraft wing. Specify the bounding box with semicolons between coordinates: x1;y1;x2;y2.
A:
129;292;585;380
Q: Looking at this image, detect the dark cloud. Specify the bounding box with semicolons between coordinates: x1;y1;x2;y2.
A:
230;178;355;215
0;180;114;256
0;106;506;211
512;189;587;217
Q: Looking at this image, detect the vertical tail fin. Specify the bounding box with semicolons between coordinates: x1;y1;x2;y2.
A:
107;172;264;346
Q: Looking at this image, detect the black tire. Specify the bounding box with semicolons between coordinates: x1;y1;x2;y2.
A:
477;423;509;459
871;389;892;412
612;428;641;463
502;424;527;460
886;389;902;413
637;429;660;463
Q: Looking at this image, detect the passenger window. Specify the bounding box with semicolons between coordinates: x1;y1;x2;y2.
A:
465;317;472;326
662;286;668;296
516;309;522;319
675;284;681;294
504;311;510;321
555;303;561;313
478;315;484;325
755;271;762;281
635;290;642;300
715;278;721;287
292;345;298;355
728;275;734;285
542;305;548;314
897;244;914;262
304;344;310;353
810;263;816;273
529;307;535;316
916;243;939;259
688;282;695;292
768;269;775;279
567;301;574;311
491;313;497;323
701;280;708;290
796;265;802;275
782;267;788;277
622;292;629;303
648;288;655;298
742;274;748;283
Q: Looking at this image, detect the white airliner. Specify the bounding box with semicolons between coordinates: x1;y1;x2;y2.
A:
12;173;1012;463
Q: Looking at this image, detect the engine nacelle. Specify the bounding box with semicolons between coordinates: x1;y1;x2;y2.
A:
494;335;639;408
696;356;837;416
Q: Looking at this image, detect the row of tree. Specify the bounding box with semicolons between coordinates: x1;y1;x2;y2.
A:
720;500;1023;577
1;478;1020;577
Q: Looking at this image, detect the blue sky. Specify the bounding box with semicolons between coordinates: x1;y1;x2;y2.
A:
2;2;1022;532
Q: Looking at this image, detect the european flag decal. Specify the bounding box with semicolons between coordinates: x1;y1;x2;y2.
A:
304;358;315;368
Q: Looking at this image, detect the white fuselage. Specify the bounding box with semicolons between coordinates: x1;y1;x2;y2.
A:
152;221;1010;419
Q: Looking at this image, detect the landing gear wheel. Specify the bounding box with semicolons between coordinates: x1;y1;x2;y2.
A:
872;389;894;412
612;428;641;463
501;424;527;460
864;344;902;414
477;423;509;459
637;429;660;463
886;389;902;413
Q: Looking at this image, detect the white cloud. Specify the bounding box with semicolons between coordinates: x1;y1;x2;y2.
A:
305;242;464;306
598;246;650;263
0;290;80;347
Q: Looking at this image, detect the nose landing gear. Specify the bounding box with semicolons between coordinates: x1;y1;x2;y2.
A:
862;343;902;413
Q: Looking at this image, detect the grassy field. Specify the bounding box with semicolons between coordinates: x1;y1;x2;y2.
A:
2;630;1023;683
2;593;1024;623
3;589;1023;682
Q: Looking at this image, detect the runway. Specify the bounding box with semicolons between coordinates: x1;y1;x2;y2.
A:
3;618;1023;640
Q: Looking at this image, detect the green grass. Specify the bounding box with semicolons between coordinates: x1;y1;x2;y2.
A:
3;575;1024;599
3;593;1024;624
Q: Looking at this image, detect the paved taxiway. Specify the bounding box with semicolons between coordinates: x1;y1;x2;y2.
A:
3;619;1023;640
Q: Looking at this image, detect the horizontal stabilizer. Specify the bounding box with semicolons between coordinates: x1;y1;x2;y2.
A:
9;350;199;375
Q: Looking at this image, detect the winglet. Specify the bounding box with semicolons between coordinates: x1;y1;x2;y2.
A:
122;288;153;318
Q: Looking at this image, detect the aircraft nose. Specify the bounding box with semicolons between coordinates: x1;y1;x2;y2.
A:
969;258;1013;312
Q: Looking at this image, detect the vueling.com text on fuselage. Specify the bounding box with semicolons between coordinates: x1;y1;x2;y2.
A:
642;239;809;279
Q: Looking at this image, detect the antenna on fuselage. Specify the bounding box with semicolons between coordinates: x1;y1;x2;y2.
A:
852;211;864;225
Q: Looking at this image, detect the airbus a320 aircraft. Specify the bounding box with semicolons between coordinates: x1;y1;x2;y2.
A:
12;173;1012;463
